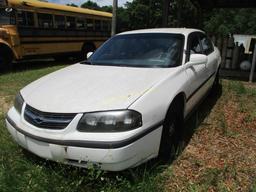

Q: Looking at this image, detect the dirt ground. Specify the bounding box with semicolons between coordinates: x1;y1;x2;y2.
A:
164;80;256;192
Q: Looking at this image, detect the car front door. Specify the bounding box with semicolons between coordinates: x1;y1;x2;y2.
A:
184;32;208;115
199;33;218;78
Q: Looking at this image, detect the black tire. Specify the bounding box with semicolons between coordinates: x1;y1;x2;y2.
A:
53;55;69;62
212;68;220;91
159;102;184;162
0;47;13;71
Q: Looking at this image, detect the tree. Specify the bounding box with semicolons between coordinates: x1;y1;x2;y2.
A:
125;0;163;29
117;7;129;32
66;3;78;7
101;5;112;13
203;8;256;35
81;0;101;10
171;0;198;27
162;0;171;27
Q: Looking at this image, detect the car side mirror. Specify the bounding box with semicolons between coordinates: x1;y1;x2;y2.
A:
185;54;208;68
87;52;93;59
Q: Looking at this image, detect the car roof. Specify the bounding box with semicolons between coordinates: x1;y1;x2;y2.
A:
117;28;204;37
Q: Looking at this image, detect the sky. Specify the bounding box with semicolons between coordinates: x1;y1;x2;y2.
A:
48;0;132;7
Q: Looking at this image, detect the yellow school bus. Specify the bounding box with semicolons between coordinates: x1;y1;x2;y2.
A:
0;0;112;69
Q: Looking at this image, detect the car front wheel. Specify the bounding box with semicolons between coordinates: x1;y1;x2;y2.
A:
159;102;183;162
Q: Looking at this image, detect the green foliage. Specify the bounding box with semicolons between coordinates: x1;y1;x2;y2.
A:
203;8;256;35
66;3;78;7
169;0;198;27
101;5;112;13
117;7;130;32
81;0;101;10
125;0;163;29
79;0;256;35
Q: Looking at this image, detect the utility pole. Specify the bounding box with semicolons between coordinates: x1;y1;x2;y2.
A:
111;0;117;36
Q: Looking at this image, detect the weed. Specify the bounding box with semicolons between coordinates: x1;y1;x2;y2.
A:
248;110;256;122
227;81;246;95
217;182;229;192
252;182;256;192
199;168;221;187
238;101;247;113
246;87;256;97
220;112;228;135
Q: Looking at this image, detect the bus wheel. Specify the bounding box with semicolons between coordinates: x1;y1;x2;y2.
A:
81;44;95;61
54;55;69;62
0;47;13;71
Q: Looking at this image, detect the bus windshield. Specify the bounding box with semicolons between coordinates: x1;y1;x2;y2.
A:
0;8;15;25
87;33;184;68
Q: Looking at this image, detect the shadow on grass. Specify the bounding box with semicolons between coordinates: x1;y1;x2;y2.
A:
20;84;223;190
182;84;222;146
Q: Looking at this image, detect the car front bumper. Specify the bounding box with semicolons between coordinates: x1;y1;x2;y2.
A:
5;107;163;171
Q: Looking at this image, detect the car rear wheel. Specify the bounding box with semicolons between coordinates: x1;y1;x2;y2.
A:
212;68;220;91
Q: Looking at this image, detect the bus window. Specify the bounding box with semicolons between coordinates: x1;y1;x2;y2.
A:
27;12;34;26
0;8;15;25
55;15;65;28
95;20;101;31
86;19;94;31
108;21;111;31
17;11;34;26
77;18;85;29
38;13;53;28
102;21;109;31
66;16;76;29
17;11;26;26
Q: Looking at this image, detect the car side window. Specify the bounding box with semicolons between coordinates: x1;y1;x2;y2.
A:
190;35;202;54
186;33;202;62
199;34;214;55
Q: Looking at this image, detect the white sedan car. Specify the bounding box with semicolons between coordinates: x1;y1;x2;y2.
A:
5;28;221;171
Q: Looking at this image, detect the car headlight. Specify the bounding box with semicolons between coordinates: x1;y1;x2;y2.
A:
77;110;142;132
14;92;24;114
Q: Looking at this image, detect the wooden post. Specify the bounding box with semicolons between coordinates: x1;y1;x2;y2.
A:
249;44;256;82
111;0;117;36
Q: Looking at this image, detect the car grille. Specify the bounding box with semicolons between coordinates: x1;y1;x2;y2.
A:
24;105;76;129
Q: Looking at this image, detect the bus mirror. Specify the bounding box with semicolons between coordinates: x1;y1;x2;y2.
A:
5;7;13;13
87;52;93;59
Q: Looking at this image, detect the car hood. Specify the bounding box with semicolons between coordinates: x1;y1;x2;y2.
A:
21;64;174;113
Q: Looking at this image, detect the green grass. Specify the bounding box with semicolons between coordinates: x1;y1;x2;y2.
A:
0;65;166;192
1;65;256;192
226;81;246;95
252;182;256;192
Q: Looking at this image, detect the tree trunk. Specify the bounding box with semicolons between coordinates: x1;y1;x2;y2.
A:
162;0;171;27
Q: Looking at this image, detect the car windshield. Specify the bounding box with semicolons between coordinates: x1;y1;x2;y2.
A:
86;33;184;68
0;8;15;25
